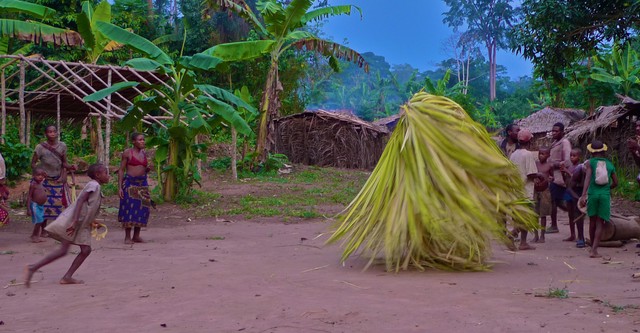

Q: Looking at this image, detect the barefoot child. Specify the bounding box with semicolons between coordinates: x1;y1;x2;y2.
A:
25;163;110;287
26;168;48;242
533;147;553;243
579;140;618;258
563;148;587;247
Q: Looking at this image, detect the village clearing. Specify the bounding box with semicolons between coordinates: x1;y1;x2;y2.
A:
1;166;640;333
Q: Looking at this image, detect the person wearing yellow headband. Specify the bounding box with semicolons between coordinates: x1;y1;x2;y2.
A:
579;140;618;259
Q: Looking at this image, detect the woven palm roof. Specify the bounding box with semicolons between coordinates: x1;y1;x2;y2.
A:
276;110;389;134
516;107;586;134
565;96;640;142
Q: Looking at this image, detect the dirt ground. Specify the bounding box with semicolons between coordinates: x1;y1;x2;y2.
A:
1;171;640;333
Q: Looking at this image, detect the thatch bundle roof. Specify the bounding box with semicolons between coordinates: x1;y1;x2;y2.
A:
517;107;586;134
372;113;403;132
565;96;640;143
274;110;388;169
563;96;640;169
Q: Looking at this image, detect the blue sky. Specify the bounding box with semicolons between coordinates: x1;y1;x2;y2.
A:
320;0;533;79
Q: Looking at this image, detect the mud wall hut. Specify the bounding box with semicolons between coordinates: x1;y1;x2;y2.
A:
516;107;586;150
273;110;389;170
565;97;640;171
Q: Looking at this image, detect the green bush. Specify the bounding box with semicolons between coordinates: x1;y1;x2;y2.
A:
0;138;33;182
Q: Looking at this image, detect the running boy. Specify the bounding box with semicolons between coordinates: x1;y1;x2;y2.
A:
27;168;47;243
25;164;110;287
533;147;553;243
563;148;587;247
579;140;618;258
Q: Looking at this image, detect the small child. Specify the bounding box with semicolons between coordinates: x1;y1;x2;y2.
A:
563;148;587;247
27;168;48;243
25;163;110;287
533;147;553;243
579;140;618;258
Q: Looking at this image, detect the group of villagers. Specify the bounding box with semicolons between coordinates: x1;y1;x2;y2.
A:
500;120;640;259
0;125;152;286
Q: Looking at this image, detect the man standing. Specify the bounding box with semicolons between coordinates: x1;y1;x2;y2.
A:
548;122;572;234
500;124;520;158
509;128;537;250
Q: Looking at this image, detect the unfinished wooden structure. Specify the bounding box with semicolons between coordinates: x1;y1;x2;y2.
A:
273;110;389;170
0;54;171;166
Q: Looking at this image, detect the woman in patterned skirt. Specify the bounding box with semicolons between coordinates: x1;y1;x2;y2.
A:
118;132;152;244
30;125;76;235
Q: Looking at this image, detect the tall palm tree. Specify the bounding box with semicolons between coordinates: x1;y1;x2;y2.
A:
201;0;369;162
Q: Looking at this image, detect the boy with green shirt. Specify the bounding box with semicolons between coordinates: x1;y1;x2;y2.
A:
579;140;618;258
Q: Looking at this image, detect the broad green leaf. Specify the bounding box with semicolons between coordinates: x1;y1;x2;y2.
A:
198;96;252;136
180;102;211;131
284;30;314;42
154;145;168;164
168;125;188;140
278;0;313;35
0;19;83;46
92;1;111;25
76;11;95;49
301;5;362;24
83;81;139;102
186;53;223;71
0;0;56;19
120;104;150;130
196;84;256;114
199;40;275;61
96;21;172;65
590;73;623;85
124;58;167;72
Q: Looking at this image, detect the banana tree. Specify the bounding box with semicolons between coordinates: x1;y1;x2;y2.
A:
0;0;82;48
201;0;369;162
85;22;256;201
590;43;640;99
76;0;125;64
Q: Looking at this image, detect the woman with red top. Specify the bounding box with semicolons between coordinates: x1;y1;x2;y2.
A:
118;132;153;244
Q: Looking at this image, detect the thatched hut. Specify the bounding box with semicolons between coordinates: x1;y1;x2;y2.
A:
516;107;586;149
565;96;640;169
373;113;402;132
273;110;389;169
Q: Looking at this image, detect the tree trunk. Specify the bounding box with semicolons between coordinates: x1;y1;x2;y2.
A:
231;127;238;180
488;42;497;101
163;137;179;201
255;58;282;163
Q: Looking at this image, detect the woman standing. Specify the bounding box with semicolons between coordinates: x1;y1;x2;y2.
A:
31;125;76;233
118;132;152;244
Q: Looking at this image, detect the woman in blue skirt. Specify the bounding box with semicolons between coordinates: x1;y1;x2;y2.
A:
118;132;152;244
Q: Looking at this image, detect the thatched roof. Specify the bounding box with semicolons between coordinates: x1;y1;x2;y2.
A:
565;96;640;143
274;110;388;169
517;107;586;134
372;113;402;131
279;110;389;133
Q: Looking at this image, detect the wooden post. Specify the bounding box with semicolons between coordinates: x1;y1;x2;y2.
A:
57;94;61;141
19;61;26;144
231;128;237;180
96;116;104;164
105;69;112;167
26;109;31;146
1;69;5;144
